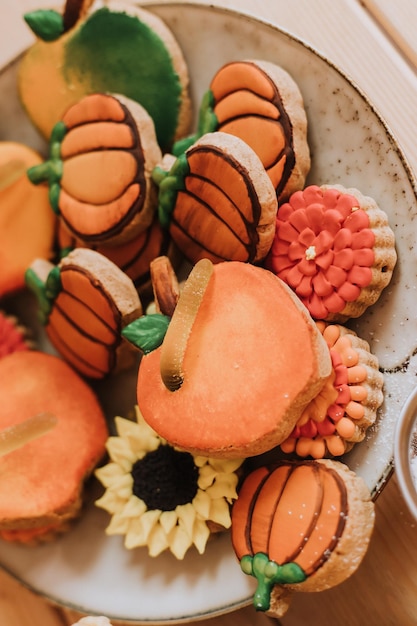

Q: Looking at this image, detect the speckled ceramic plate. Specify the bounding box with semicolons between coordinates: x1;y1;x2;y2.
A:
1;2;417;623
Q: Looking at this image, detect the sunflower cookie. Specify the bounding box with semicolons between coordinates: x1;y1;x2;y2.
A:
266;184;397;321
95;407;243;560
280;322;384;458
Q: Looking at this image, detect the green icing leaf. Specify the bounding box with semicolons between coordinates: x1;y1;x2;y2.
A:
24;10;64;42
25;265;61;325
240;553;306;612
152;153;190;229
122;314;171;353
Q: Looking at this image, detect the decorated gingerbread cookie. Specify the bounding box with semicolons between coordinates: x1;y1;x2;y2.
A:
25;248;142;379
173;59;311;202
231;458;375;618
266;184;397;321
19;0;192;151
27;93;162;246
153;131;278;265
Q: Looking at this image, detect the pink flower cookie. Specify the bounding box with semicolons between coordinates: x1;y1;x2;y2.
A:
266;184;397;321
280;322;384;459
0;311;32;359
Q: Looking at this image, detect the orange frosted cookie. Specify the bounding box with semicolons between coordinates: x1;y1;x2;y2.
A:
280;322;384;458
266;184;397;321
26;248;142;379
174;59;311;202
153;131;278;265
0;141;56;299
27;93;162;246
137;260;331;459
0;350;108;544
95;407;243;560
231;458;375;618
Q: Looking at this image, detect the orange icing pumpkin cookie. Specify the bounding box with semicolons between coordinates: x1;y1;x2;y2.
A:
266;184;397;321
25;248;142;379
0;350;108;544
174;59;311;202
231;458;375;618
153;131;278;265
0;311;32;358
95;407;243;560
280;322;384;458
18;1;192;152
0;141;56;299
27;93;162;246
136;259;332;459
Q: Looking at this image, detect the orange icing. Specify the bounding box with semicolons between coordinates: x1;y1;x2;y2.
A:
219;118;286;169
214;91;280;123
60;121;135;158
62;93;126;128
280;322;369;458
231;461;347;577
266;185;375;319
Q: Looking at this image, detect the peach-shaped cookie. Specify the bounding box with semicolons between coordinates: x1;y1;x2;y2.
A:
137;260;332;459
27;93;162;246
26;248;142;379
0;350;108;544
0;142;56;299
173;59;311;202
231;459;375;617
153;131;278;265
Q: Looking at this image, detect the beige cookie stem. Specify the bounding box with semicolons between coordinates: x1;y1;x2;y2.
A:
0;413;57;457
150;256;180;318
63;0;95;31
159;258;213;391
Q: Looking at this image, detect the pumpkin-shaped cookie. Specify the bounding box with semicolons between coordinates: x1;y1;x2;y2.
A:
25;248;142;378
27;93;162;246
153;131;278;265
173;59;310;202
231;459;375;617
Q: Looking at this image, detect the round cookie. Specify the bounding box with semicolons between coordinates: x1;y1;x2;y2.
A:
27;93;162;246
266;184;397;321
0;350;108;544
19;1;192;151
173;59;311;202
0;141;56;299
95;407;243;560
280;322;384;458
231;458;375;618
137;260;332;459
153;131;278;265
25;248;142;379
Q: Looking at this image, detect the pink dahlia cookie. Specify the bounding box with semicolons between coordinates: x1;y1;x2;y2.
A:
266;184;397;321
280;322;383;458
0;311;32;359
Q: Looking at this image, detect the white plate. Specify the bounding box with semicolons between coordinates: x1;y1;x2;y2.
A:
1;2;417;623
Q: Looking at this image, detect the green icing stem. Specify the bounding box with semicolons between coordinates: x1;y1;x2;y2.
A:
240;553;306;612
122;313;171;354
172;89;218;157
26;121;66;215
64;8;182;151
25;266;62;325
152;153;190;229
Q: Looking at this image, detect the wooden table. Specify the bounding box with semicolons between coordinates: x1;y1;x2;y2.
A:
2;1;417;625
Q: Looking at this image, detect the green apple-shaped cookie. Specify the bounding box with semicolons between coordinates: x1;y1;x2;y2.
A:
18;0;192;151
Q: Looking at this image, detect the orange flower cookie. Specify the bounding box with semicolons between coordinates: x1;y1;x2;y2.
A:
25;248;142;379
280;322;384;458
266;184;397;321
173;59;311;202
231;458;375;618
27;93;162;246
0;350;108;544
0;141;56;299
136;260;332;459
153;131;278;265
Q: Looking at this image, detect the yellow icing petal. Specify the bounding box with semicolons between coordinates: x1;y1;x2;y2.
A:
120;494;147;519
192;519;211;554
208;498;232;528
106;514;130;535
95;491;126;514
159;510;178;534
176;502;196;538
209;458;244;473
148;524;170;557
197;464;218;489
169;525;193;560
192;490;211;518
106;437;137;468
95;462;126;487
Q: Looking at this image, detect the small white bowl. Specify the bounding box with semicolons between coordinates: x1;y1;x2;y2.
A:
394;385;417;521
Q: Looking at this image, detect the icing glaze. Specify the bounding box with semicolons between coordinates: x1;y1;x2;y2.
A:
19;5;190;150
154;132;278;264
266;185;376;319
231;460;347;610
95;408;243;559
280;322;383;458
27;93;159;246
